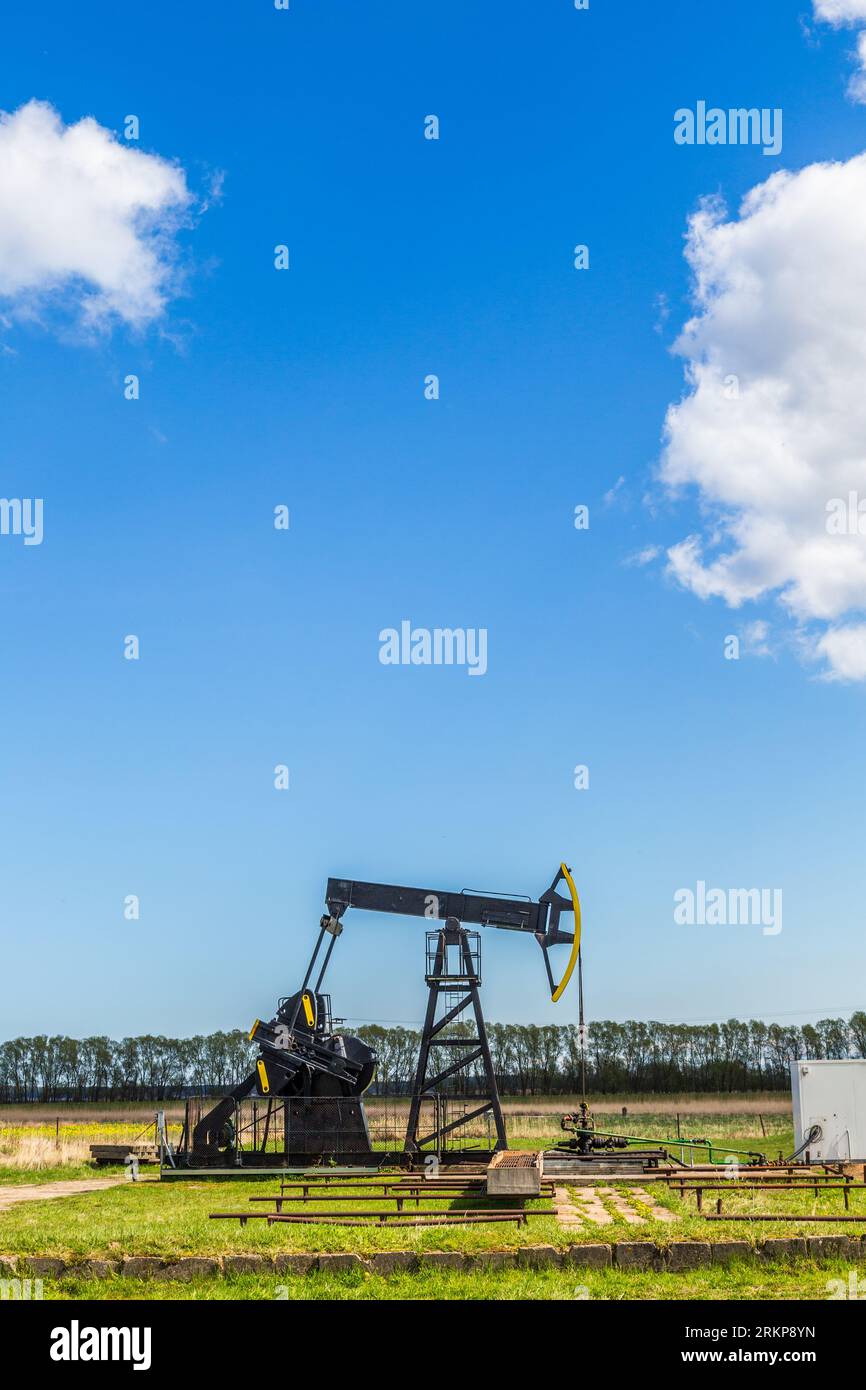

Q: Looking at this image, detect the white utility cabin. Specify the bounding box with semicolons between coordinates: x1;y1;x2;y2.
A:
790;1059;866;1161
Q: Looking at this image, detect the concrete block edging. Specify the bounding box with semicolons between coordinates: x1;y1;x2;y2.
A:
2;1234;862;1280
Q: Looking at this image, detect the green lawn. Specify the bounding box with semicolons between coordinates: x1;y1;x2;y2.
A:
35;1258;864;1301
0;1164;127;1186
2;1169;865;1259
4;1107;862;1301
0;1176;563;1256
2;1109;861;1268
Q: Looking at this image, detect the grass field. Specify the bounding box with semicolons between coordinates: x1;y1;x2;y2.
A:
0;1092;792;1126
3;1170;866;1258
35;1260;863;1301
1;1097;862;1299
0;1097;793;1168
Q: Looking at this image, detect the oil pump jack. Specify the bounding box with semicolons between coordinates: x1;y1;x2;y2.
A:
187;864;581;1167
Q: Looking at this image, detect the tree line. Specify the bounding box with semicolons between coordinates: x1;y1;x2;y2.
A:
2;1013;864;1102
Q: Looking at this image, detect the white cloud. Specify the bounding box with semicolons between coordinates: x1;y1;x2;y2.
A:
603;475;626;506
848;31;866;101
660;152;866;680
0;100;192;330
813;1;866;20
815;623;866;678
813;0;866;102
624;545;661;568
742;619;773;658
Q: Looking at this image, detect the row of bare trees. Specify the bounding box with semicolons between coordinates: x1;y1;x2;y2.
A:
2;1014;863;1101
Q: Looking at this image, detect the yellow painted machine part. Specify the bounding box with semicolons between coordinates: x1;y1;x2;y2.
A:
248;1019;260;1042
551;861;582;1003
301;992;315;1026
256;1059;270;1094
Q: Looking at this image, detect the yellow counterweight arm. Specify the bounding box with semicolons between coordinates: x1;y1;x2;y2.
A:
551;862;581;1002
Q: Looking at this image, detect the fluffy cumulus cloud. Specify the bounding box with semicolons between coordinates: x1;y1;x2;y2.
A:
0;100;192;330
813;0;866;19
660;152;866;680
813;0;866;101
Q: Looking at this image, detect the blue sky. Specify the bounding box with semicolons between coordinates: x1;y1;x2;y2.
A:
2;1;865;1039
